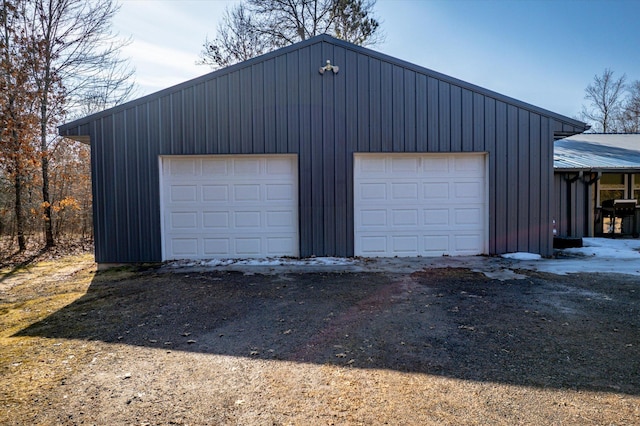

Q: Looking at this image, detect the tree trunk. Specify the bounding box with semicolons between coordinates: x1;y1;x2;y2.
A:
40;81;54;248
41;146;54;247
13;157;26;252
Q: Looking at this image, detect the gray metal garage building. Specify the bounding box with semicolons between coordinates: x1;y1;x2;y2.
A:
59;35;588;264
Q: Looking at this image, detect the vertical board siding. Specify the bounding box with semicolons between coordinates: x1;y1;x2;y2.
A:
517;109;530;252
83;38;570;262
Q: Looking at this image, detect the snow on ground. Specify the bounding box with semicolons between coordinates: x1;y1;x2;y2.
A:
167;238;640;277
170;256;356;268
501;252;542;261
505;238;640;276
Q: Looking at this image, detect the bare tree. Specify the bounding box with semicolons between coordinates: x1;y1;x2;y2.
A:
581;68;626;133
199;3;270;68
620;80;640;133
200;0;382;69
23;0;135;247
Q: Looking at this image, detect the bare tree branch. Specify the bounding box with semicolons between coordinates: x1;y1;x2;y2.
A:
199;0;383;70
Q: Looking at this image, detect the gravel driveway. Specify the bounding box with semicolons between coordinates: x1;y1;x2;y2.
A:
1;255;639;425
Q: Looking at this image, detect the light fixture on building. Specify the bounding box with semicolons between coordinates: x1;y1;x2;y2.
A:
319;60;339;75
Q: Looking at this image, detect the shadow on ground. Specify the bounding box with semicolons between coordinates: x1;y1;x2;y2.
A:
15;267;640;395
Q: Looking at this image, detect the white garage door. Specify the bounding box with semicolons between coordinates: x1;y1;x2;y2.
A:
160;155;299;260
354;153;487;257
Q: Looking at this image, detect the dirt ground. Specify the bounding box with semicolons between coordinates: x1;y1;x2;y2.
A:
1;255;639;425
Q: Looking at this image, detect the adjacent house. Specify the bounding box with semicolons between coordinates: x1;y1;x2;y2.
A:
554;133;640;239
58;35;588;264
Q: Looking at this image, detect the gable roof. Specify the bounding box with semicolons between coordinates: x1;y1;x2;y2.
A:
554;134;640;171
59;34;588;142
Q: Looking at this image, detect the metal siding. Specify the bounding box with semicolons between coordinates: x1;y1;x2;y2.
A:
392;65;404;151
404;69;416;152
92;119;106;262
171;92;182;153
415;74;428;152
258;59;276;153
450;85;462;152
506;105;518;253
322;43;336;255
334;46;348;257
484;97;497;254
517;109;530;252
528;113;542;254
438;81;451;151
147;99;162;260
345;49;358;256
296;47;312;256
194;83;206;151
240;67;253;153
182;87;195;153
217;75;229;153
286;50;299;153
204;80;216;152
427;77;439;151
229;71;242;153
540;118;552;254
251;63;265;152
357;54;370;152
380;62;393;152
73;36;572;262
494;101;508;253
126;107;140;261
462;89;473;152
368;58;381;152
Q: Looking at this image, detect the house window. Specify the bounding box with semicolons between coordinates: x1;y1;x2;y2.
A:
598;173;626;206
634;175;640;202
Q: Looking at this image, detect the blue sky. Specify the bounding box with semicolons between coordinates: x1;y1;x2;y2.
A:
113;0;640;119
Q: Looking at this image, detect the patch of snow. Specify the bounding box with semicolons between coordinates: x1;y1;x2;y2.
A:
524;238;640;276
501;252;542;261
171;256;357;269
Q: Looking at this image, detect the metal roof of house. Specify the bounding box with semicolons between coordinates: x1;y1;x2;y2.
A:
554;134;640;171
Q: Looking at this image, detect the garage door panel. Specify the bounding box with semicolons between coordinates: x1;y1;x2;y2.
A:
391;182;418;199
202;185;229;202
423;182;450;199
170;238;199;256
267;237;295;254
391;157;420;173
170;159;198;176
266;210;294;227
170;185;197;202
360;183;386;200
392;235;419;253
423;208;450;226
203;211;229;228
355;153;487;257
203;238;230;255
454;234;484;252
454;208;483;226
360;209;387;226
162;155;298;260
424;235;449;251
170;212;198;229
233;159;260;176
266;184;295;201
357;236;387;254
233;185;261;201
235;238;262;254
392;209;419;226
201;159;228;176
454;181;483;198
234;211;262;228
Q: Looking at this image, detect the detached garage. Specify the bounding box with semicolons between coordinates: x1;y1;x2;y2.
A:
59;35;588;264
